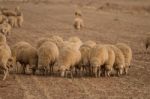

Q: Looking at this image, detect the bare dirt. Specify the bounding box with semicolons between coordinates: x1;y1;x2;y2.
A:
0;0;150;99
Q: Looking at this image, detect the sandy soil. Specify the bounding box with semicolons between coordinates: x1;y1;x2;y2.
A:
0;0;150;99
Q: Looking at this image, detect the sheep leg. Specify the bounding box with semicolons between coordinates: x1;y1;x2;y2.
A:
97;67;101;77
123;67;128;75
3;68;8;80
93;67;97;78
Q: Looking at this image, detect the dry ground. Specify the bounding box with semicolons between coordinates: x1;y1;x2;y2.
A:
0;0;150;99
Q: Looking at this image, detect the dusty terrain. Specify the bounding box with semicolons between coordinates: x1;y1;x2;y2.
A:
0;0;150;99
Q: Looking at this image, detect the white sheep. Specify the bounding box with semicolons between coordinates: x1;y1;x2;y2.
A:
78;40;96;76
104;45;115;77
74;17;84;30
57;46;81;78
12;41;38;74
0;42;13;80
37;41;59;75
89;44;108;77
116;43;132;75
109;45;125;76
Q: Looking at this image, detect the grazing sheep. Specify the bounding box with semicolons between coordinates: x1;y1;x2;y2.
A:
104;45;115;77
74;17;84;30
8;16;17;27
57;46;81;78
109;45;125;76
78;40;96;76
145;36;150;50
89;44;108;77
0;43;13;80
116;43;132;75
0;33;6;43
37;41;59;75
12;41;38;74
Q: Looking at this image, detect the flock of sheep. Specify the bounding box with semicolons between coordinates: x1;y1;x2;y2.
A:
0;6;24;36
2;7;150;81
0;31;133;80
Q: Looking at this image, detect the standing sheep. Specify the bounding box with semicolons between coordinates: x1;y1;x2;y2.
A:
104;45;115;77
109;45;125;76
74;17;84;30
0;43;13;80
12;41;38;74
57;46;81;78
78;40;96;76
89;44;108;77
37;41;59;75
116;43;132;75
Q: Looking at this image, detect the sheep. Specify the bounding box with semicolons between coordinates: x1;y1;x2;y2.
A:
89;44;108;77
116;43;132;75
57;46;81;78
0;33;6;43
37;41;59;75
8;16;17;27
12;41;38;74
103;45;115;77
0;42;13;80
145;36;150;50
109;45;125;76
74;17;84;30
78;40;96;76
